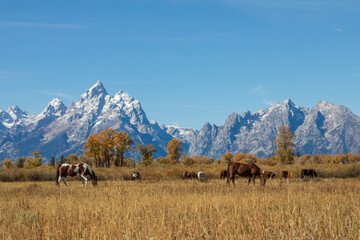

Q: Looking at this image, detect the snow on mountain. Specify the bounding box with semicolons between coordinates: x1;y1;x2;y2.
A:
2;81;173;160
1;82;360;161
189;99;360;159
166;125;198;143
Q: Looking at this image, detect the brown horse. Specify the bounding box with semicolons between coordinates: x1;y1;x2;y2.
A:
262;171;276;179
182;171;197;180
56;163;97;187
301;169;318;179
281;171;289;179
220;170;227;180
227;162;265;185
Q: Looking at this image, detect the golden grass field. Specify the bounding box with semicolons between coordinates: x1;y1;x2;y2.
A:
0;178;359;239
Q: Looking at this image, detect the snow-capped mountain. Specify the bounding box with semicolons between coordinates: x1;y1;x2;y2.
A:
0;81;173;161
188;99;360;159
1;82;360;161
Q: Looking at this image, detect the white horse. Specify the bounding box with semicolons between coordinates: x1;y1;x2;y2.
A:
197;171;207;182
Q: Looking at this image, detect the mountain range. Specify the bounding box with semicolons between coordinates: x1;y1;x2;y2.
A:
1;81;360;161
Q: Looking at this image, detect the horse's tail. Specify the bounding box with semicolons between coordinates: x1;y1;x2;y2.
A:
56;164;61;185
227;162;230;184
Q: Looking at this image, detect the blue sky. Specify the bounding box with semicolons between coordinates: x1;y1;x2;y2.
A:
1;0;360;129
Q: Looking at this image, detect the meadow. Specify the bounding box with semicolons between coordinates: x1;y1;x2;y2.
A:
1;177;359;239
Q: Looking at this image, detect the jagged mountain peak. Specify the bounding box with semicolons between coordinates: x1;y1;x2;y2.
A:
8;105;22;113
316;100;335;108
7;105;30;120
41;98;67;117
283;98;294;106
114;90;136;104
80;80;108;99
225;112;241;126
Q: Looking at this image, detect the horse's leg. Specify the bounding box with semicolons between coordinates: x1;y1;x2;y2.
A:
248;177;251;185
80;175;88;187
57;176;61;187
252;175;256;185
232;174;235;185
63;177;69;188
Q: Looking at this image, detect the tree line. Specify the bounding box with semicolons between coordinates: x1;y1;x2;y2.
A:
2;125;360;169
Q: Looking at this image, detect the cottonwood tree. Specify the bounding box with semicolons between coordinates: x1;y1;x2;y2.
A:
113;131;134;167
66;154;79;164
3;158;14;169
167;138;183;164
137;144;156;166
31;152;42;167
98;129;117;167
16;157;25;168
84;129;134;167
222;152;234;164
84;134;102;167
274;125;296;164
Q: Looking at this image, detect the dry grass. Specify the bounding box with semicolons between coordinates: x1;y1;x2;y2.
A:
0;178;359;239
2;162;359;182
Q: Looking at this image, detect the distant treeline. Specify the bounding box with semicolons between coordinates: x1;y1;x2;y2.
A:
2;126;360;170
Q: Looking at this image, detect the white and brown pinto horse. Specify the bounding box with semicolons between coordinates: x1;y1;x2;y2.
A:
56;163;97;187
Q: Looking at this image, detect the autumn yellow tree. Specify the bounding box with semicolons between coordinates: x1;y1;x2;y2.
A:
98;129;117;167
31;152;42;167
181;155;195;166
24;157;34;168
84;133;102;167
274;125;296;164
84;129;134;167
3;158;14;169
167;138;183;164
113;131;134;167
66;154;79;164
137;144;156;166
222;152;234;164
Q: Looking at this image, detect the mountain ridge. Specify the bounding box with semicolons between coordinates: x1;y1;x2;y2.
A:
1;82;359;161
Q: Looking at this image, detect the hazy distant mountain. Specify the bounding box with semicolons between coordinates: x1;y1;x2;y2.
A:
1;82;360;161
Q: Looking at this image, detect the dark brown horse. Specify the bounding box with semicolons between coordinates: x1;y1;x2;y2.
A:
301;169;318;179
56;163;97;187
220;170;227;180
227;162;265;185
262;171;276;179
182;171;197;180
281;171;289;179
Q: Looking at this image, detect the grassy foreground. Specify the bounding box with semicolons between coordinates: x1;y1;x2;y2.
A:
0;179;359;239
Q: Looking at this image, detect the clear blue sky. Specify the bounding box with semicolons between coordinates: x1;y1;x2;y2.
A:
1;0;360;129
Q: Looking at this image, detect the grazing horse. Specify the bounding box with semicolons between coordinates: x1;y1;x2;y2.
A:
220;170;227;180
131;171;141;181
262;171;276;179
227;162;265;186
56;163;97;187
198;171;207;182
182;171;197;180
301;169;318;179
281;171;289;179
